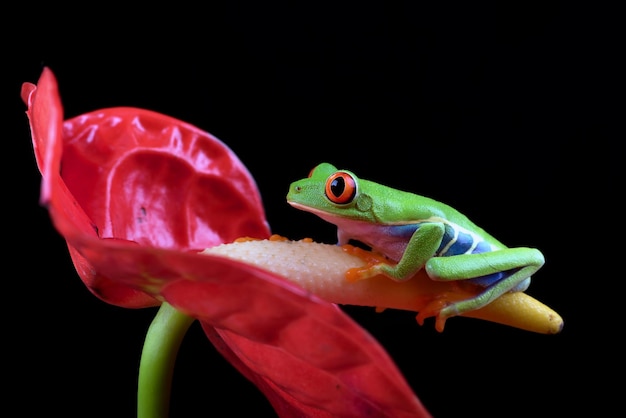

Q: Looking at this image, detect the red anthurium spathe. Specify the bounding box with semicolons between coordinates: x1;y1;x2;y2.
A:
22;68;270;307
23;68;430;417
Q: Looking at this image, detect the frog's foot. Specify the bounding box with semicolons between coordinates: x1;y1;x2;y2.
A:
415;297;457;333
345;264;382;282
341;245;393;283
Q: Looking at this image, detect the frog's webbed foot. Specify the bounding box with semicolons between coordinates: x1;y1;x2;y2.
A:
415;296;459;333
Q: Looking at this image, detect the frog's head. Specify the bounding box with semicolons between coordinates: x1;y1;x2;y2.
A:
287;162;376;223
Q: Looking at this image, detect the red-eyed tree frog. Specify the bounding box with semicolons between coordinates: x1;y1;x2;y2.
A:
286;162;545;327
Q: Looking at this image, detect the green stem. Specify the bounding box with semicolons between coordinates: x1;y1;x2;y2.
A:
137;301;195;418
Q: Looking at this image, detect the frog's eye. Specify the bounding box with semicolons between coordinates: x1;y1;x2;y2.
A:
325;171;357;204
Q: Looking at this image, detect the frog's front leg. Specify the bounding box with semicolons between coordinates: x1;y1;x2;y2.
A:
346;222;445;282
424;247;545;325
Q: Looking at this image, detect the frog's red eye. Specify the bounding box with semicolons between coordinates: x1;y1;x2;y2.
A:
325;171;357;204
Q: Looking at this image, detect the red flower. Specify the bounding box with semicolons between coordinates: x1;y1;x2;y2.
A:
22;68;430;418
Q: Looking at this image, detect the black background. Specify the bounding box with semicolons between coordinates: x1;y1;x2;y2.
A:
5;2;621;417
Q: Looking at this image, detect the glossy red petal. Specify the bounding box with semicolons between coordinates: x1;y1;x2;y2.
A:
161;259;431;418
22;70;151;306
61;235;428;416
60;107;269;251
23;68;270;307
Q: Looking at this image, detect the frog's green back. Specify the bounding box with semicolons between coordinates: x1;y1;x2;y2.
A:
359;178;506;248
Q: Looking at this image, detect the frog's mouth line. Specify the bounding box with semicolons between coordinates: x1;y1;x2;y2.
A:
286;200;359;225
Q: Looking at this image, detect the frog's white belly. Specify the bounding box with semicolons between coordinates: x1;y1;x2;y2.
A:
317;213;413;262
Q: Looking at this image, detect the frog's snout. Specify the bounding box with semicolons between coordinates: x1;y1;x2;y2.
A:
286;183;297;203
287;182;303;199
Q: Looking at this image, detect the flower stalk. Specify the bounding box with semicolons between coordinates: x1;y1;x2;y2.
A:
138;302;195;418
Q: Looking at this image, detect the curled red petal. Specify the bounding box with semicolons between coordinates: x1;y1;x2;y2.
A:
60;107;269;251
23;68;270;307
